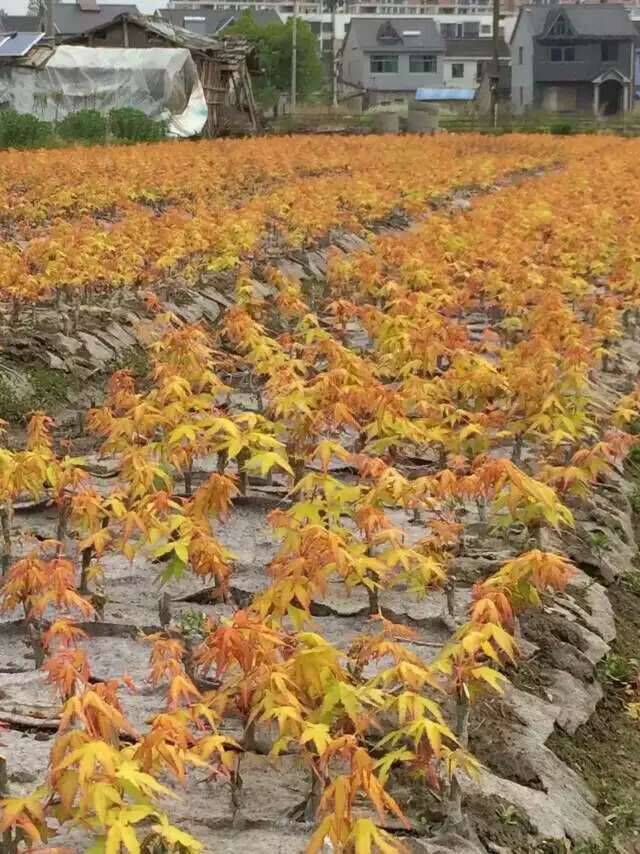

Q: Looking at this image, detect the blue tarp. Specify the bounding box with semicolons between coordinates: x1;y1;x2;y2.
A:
416;88;476;101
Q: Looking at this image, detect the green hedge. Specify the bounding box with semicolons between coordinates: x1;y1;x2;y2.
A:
0;109;53;148
109;107;168;142
0;107;169;149
58;109;108;142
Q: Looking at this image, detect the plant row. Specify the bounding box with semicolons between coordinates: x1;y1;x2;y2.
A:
0;135;573;307
1;137;640;851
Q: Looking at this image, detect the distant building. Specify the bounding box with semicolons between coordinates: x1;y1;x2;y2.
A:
156;6;281;35
52;1;140;37
475;58;511;112
169;0;500;20
0;1;141;38
510;3;637;114
0;14;41;32
65;11;260;134
443;34;509;87
340;16;445;105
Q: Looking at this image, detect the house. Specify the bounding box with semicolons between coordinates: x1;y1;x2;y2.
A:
475;59;511;113
0;43;207;135
510;4;637;115
0;15;41;32
443;36;510;88
0;2;140;38
50;1;140;37
65;12;259;134
156;7;281;37
340;16;445;106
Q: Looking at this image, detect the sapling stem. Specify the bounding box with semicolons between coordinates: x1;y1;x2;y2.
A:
444;688;471;837
237;447;250;495
445;577;456;620
26;620;45;669
1;501;12;575
511;433;523;465
293;457;305;486
366;576;379;616
0;754;14;853
230;753;244;822
184;460;193;497
303;763;324;822
79;546;92;594
56;499;70;554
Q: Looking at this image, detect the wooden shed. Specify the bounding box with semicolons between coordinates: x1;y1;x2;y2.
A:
64;12;259;136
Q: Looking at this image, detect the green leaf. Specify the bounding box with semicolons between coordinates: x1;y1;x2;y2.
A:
375;748;414;783
159;554;187;584
174;540;190;563
471;665;507;692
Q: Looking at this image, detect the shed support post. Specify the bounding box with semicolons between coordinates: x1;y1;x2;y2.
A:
593;82;600;117
46;0;55;40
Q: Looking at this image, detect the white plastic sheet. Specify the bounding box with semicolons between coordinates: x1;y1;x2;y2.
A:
0;45;208;137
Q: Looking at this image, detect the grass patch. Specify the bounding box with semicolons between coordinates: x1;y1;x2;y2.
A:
108;346;150;385
547;580;640;853
0;362;84;422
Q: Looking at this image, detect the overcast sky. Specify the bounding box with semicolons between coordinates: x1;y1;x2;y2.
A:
3;0;160;14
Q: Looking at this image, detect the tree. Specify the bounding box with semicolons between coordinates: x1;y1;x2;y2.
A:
26;0;46;18
227;11;324;108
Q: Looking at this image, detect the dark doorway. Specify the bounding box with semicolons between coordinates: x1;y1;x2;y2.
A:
600;79;623;115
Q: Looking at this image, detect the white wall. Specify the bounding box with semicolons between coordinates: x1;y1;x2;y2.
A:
442;57;481;87
274;11;518;43
510;11;534;112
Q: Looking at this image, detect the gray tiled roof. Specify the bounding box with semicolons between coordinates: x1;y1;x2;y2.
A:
157;7;280;35
521;3;636;39
157;8;235;34
0;15;41;32
346;17;444;52
445;37;509;57
52;2;139;35
226;8;282;27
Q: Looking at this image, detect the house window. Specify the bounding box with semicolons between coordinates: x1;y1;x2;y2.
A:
518;45;523;65
550;46;575;62
451;62;465;78
409;53;436;72
602;41;618;61
519;85;523;105
549;15;567;36
376;21;401;43
441;21;478;38
480;23;491;34
370;54;399;73
476;60;484;79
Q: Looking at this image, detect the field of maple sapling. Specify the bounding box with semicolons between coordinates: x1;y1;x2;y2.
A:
1;132;640;853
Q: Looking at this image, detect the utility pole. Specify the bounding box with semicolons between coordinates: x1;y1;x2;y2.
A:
46;0;55;40
331;0;338;109
291;0;298;114
490;0;500;126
